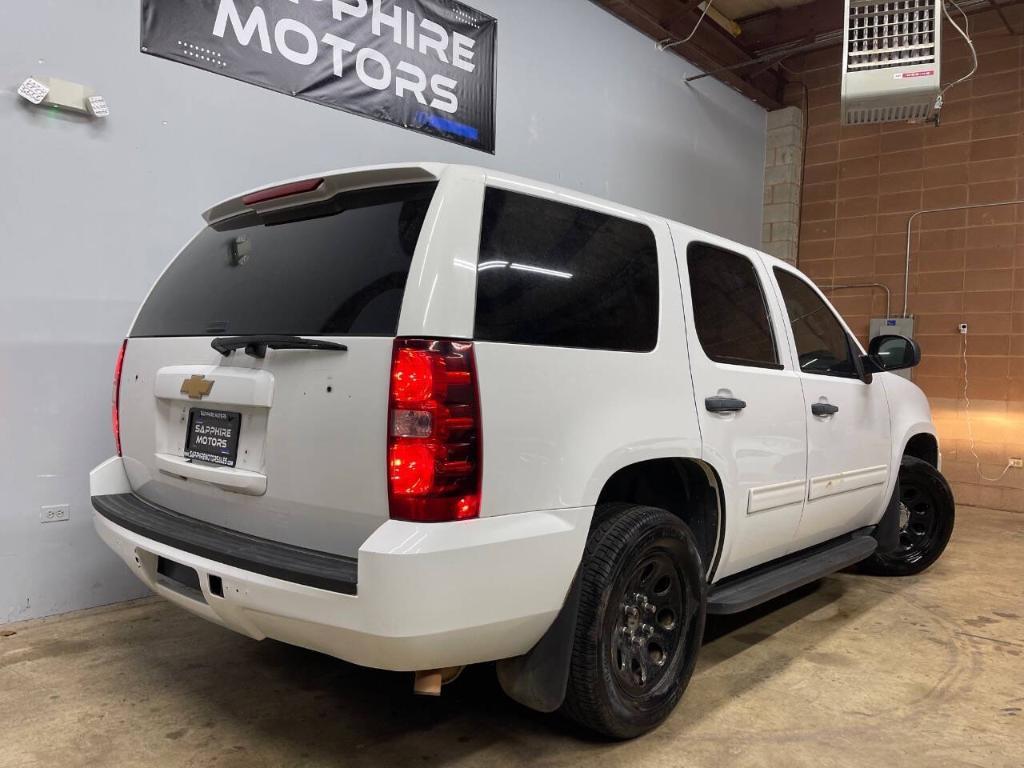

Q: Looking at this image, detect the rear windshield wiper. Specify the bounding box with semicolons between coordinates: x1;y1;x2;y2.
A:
211;335;348;359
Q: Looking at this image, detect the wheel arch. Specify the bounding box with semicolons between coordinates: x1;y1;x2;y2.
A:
498;455;724;716
594;457;725;581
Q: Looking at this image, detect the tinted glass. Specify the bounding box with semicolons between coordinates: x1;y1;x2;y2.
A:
687;244;779;368
774;268;857;377
473;188;659;352
131;183;437;337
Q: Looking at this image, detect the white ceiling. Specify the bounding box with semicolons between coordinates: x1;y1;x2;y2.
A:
714;0;817;20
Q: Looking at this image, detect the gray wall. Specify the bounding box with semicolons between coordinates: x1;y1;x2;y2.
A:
0;0;766;623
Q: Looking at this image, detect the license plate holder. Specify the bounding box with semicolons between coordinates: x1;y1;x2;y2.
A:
184;408;241;467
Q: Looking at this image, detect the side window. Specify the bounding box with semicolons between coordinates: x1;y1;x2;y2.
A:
686;243;780;369
474;188;659;352
773;268;857;377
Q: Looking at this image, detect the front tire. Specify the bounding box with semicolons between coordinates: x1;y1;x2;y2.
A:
562;504;706;739
861;456;955;577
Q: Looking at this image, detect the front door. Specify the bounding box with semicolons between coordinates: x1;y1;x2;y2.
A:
770;264;892;548
677;234;808;579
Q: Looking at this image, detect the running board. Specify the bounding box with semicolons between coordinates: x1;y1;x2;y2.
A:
708;535;877;615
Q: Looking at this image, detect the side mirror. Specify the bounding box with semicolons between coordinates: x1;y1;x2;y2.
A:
863;334;921;374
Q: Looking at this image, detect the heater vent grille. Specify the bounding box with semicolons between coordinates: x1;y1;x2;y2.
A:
846;0;938;72
841;0;942;125
846;101;933;124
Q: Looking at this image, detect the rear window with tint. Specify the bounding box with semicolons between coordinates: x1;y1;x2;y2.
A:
687;243;780;369
131;183;437;338
474;188;659;352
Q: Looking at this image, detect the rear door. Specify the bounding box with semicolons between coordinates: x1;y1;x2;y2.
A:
118;178;439;558
769;263;892;547
676;234;808;579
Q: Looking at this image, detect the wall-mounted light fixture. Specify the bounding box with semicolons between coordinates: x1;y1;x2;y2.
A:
17;76;109;118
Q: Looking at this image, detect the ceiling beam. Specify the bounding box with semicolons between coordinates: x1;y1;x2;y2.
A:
594;0;785;108
985;0;1017;34
736;0;843;55
739;0;1024;57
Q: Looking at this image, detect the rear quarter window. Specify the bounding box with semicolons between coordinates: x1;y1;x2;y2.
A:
131;183;437;338
473;188;659;352
686;243;780;369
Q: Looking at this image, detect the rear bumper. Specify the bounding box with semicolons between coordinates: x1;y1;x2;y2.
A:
92;492;359;595
90;457;591;672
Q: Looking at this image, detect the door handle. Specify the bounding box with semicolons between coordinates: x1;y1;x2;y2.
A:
705;396;747;413
811;402;839;416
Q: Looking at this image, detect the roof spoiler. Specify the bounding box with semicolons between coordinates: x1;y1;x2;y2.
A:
202;164;442;226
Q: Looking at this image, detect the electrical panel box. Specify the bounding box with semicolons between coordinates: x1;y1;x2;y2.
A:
842;0;941;125
870;317;916;380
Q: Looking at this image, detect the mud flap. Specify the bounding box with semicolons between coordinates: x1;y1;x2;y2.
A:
874;479;902;554
496;573;581;714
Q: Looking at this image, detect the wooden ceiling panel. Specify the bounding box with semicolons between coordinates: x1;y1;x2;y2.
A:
594;0;786;107
714;0;816;21
595;0;1024;109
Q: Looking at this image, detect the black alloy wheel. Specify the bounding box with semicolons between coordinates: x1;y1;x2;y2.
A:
894;482;942;564
860;456;955;577
563;504;706;739
608;551;688;697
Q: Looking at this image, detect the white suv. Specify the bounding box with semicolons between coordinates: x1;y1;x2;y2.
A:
91;163;955;738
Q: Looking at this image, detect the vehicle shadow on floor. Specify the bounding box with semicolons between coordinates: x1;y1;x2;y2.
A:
677;572;910;730
121;574;905;761
127;605;573;764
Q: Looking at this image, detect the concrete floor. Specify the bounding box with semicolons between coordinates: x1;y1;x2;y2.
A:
1;506;1022;768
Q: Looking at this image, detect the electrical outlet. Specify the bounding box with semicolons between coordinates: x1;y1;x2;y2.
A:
958;323;968;334
1010;458;1024;469
40;504;70;523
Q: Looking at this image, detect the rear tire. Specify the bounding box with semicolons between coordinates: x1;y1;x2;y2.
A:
562;504;706;739
860;456;955;577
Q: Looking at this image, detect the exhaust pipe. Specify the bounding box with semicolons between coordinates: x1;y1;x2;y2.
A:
413;666;464;696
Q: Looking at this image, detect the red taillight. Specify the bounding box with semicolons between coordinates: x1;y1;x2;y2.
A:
391;348;444;404
241;178;324;205
387;338;481;522
112;339;127;456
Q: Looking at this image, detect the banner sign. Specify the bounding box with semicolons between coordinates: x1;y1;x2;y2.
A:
141;0;497;152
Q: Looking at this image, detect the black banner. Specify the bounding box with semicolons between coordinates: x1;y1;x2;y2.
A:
141;0;497;152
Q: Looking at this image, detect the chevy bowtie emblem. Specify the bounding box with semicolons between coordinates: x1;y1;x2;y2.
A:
181;375;215;400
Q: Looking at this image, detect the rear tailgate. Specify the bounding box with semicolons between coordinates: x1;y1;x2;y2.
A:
118;178;438;559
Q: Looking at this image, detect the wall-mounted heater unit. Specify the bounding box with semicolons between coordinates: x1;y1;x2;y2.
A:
842;0;942;125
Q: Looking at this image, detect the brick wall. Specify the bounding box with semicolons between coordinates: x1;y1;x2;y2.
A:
787;6;1024;512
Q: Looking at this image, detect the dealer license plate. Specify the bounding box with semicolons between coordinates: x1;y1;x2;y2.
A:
184;408;241;467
